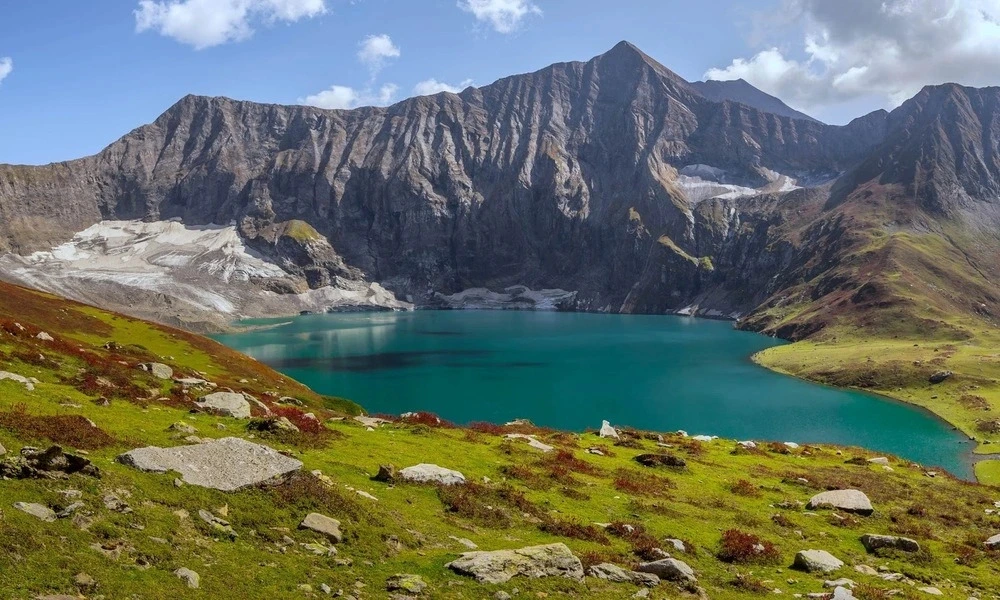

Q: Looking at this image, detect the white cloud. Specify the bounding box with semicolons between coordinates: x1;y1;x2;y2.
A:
458;0;541;33
357;34;401;75
0;57;12;85
413;78;473;96
134;0;326;49
704;0;1000;119
300;83;398;109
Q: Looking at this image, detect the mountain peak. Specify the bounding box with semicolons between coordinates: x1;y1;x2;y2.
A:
690;78;822;123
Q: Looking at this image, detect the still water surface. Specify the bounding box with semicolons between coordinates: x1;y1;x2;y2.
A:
214;311;973;478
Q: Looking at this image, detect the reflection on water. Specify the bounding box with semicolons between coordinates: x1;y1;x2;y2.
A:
215;311;974;479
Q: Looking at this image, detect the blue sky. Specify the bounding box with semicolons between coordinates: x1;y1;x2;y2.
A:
2;0;999;165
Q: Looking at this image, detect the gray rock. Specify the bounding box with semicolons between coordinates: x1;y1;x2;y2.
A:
36;331;54;341
373;464;397;483
0;371;35;391
807;490;874;516
198;509;237;538
832;587;856;600
867;457;890;466
0;442;5;456
13;501;56;522
386;574;427;594
919;587;943;596
860;534;920;553
117;437;302;491
399;463;466;486
446;543;584;584
929;371;953;384
635;558;696;583
195;392;251;419
174;567;200;588
139;362;174;380
57;501;85;518
825;578;856;588
587;563;660;587
449;535;478;549
985;533;1000;549
793;549;844;573
599;420;620;440
665;538;686;552
300;512;343;543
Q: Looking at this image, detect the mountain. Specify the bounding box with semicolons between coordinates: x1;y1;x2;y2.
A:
690;78;821;123
0;41;996;346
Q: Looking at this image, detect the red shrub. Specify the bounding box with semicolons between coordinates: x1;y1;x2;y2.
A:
468;421;505;435
612;468;675;497
272;406;324;434
400;411;455;428
0;404;116;449
717;529;781;564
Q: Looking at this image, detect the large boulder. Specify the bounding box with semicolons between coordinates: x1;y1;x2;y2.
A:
860;534;920;553
793;549;844;573
587;563;660;587
807;490;874;516
635;558;696;583
299;513;343;543
446;543;584;584
399;463;466;486
195;392;251;419
117;437;302;491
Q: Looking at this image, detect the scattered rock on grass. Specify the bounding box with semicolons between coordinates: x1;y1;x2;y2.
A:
0;371;36;391
588;563;660;587
807;490;874;516
985;533;1000;549
929;371;953;384
399;464;465;486
0;446;98;479
195;392;251;419
198;509;237;539
867;457;890;466
299;512;343;543
446;543;584;584
793;549;844;573
373;464;397;483
13;502;56;522
503;433;554;453
599;420;620;440
635;558;696;583
139;363;173;380
117;437;302;491
167;422;196;434
174;567;200;589
860;534;920;553
386;574;427;594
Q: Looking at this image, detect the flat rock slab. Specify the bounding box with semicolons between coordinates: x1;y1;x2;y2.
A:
446;543;584;584
399;463;466;485
0;371;35;391
300;512;343;543
117;437;302;491
807;490;874;516
14;502;56;522
587;563;660;587
986;533;1000;549
503;433;554;453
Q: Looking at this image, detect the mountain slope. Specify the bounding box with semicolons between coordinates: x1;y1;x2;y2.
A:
690;78;821;123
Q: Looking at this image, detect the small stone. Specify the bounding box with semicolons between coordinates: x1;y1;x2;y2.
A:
867;457;890;466
985;533;1000;549
824;578;855;588
36;331;54;341
918;587;943;596
167;421;196;434
300;512;343;543
73;572;97;590
599;420;620;440
494;593;512;600
587;563;660;587
665;538;686;552
929;371;953;384
174;567;200;589
386;574;427;594
449;535;478;549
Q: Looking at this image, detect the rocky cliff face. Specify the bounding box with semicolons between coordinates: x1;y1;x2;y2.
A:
0;42;997;335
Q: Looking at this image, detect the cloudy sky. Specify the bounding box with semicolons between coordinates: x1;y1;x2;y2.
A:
1;0;999;164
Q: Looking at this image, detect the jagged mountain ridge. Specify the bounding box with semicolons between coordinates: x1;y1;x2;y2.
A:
0;41;997;337
690;78;821;123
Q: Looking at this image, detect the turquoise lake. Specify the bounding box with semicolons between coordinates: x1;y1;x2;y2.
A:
213;310;974;478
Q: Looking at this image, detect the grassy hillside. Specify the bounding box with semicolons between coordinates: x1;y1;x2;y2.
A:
749;226;1000;484
1;282;1000;598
